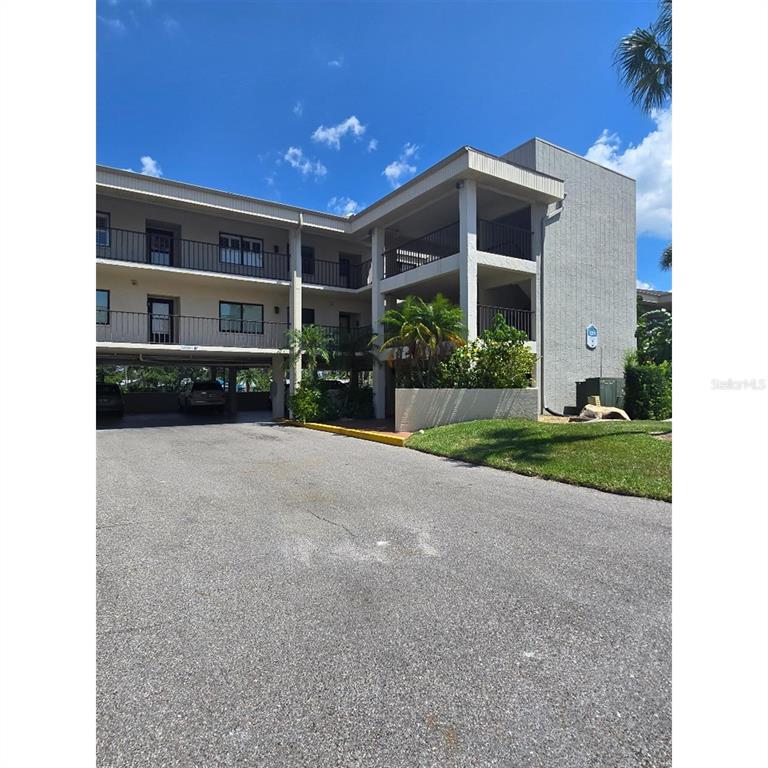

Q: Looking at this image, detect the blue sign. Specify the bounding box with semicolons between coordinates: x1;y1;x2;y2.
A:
586;324;599;350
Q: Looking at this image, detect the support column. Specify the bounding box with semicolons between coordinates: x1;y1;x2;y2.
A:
458;179;478;341
208;366;217;381
531;202;547;414
227;367;238;414
271;355;286;420
370;226;386;419
288;224;303;402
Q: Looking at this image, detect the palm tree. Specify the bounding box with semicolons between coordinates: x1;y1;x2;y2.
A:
614;0;671;113
237;368;270;392
287;324;331;381
379;294;466;387
660;243;672;270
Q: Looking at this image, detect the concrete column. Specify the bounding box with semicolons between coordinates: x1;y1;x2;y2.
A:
370;226;386;419
531;202;546;414
227;367;238;414
288;225;303;399
458;179;478;340
208;366;217;381
271;355;285;420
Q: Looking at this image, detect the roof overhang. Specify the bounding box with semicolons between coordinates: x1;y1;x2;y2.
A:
97;146;564;239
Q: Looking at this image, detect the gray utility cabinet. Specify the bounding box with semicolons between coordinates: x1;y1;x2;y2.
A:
576;377;625;411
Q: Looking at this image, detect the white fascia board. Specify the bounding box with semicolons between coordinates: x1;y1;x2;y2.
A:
97;342;288;355
97;167;348;234
96;259;291;286
467;151;564;201
476;251;537;275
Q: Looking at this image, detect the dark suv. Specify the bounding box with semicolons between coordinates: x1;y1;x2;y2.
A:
96;383;125;417
178;380;227;413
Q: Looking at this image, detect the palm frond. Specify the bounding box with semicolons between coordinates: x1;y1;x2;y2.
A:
614;26;671;112
660;243;672;270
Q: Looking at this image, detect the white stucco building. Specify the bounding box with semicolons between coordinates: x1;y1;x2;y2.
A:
96;139;636;416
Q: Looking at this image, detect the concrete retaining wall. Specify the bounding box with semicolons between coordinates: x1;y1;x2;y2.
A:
395;388;539;432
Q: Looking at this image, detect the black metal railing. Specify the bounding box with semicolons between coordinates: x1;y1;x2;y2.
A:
97;228;373;289
477;220;533;261
302;258;371;289
96;310;290;349
477;304;534;339
313;324;374;350
382;222;460;278
97;228;291;280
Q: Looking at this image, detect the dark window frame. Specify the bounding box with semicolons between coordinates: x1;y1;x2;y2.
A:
96;211;111;247
219;232;264;267
96;289;110;325
219;301;265;334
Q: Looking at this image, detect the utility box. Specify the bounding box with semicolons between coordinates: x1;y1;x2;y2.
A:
576;377;625;411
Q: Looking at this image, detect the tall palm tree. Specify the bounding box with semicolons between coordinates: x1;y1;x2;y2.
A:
660;243;672;270
287;324;331;381
379;294;466;387
614;0;672;113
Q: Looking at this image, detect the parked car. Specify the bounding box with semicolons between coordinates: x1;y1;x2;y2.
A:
178;380;227;413
96;382;125;417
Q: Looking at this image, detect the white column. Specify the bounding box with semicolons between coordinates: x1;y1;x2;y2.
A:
271;355;285;420
370;226;386;419
459;179;478;341
531;203;546;414
288;225;303;399
227;367;238;414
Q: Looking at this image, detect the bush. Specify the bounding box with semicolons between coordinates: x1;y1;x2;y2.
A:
288;381;339;423
624;361;672;419
343;386;374;419
438;315;536;389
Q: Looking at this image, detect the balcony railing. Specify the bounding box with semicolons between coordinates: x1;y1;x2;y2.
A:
382;222;460;278
97;310;290;350
303;258;371;289
477;304;534;339
477;220;532;261
382;220;533;279
97;228;371;288
314;324;374;350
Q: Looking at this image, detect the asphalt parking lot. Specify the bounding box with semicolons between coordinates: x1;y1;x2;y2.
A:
97;417;671;767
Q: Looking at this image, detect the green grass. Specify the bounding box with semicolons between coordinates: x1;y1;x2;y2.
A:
406;419;671;501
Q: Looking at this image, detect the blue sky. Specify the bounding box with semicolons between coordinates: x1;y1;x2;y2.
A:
97;0;671;291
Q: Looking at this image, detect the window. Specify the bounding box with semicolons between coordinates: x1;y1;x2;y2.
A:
219;301;264;334
301;245;315;276
96;289;110;325
219;233;264;267
96;212;110;247
302;307;315;325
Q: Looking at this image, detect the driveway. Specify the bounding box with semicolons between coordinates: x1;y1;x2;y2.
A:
97;419;671;767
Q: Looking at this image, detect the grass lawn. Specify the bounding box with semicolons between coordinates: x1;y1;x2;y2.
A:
406;419;671;501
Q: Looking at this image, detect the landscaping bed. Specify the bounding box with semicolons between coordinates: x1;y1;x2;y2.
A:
406;418;671;501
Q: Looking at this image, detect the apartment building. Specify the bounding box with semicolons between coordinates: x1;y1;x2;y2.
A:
96;139;636;417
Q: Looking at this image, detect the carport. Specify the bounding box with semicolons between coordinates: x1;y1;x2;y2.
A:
96;347;288;420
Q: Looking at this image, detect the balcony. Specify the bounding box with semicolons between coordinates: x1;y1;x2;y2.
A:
97;310;290;350
382;220;532;278
477;304;534;339
97;228;371;289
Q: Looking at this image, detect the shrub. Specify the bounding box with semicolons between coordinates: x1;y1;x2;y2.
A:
636;309;672;365
438;315;537;389
288;381;339;423
343;386;374;419
624;360;672;419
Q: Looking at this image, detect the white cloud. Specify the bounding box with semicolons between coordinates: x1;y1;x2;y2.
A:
327;57;344;68
367;139;378;152
311;116;366;150
98;15;126;32
293;101;303;118
383;143;419;188
138;156;162;177
283;147;327;178
328;196;362;217
637;280;656;290
163;16;180;35
585;109;671;239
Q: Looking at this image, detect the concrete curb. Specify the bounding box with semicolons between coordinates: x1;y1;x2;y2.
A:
280;420;407;447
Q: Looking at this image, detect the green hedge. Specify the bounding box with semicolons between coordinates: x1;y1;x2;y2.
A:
624;361;672;420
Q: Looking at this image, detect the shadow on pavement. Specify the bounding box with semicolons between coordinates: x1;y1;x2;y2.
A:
96;410;277;430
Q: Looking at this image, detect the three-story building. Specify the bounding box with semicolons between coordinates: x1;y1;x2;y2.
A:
96;138;636;417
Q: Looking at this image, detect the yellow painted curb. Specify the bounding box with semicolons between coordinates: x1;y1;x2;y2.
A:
280;420;407;447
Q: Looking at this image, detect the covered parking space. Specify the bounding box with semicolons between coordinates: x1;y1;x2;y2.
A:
96;346;288;421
